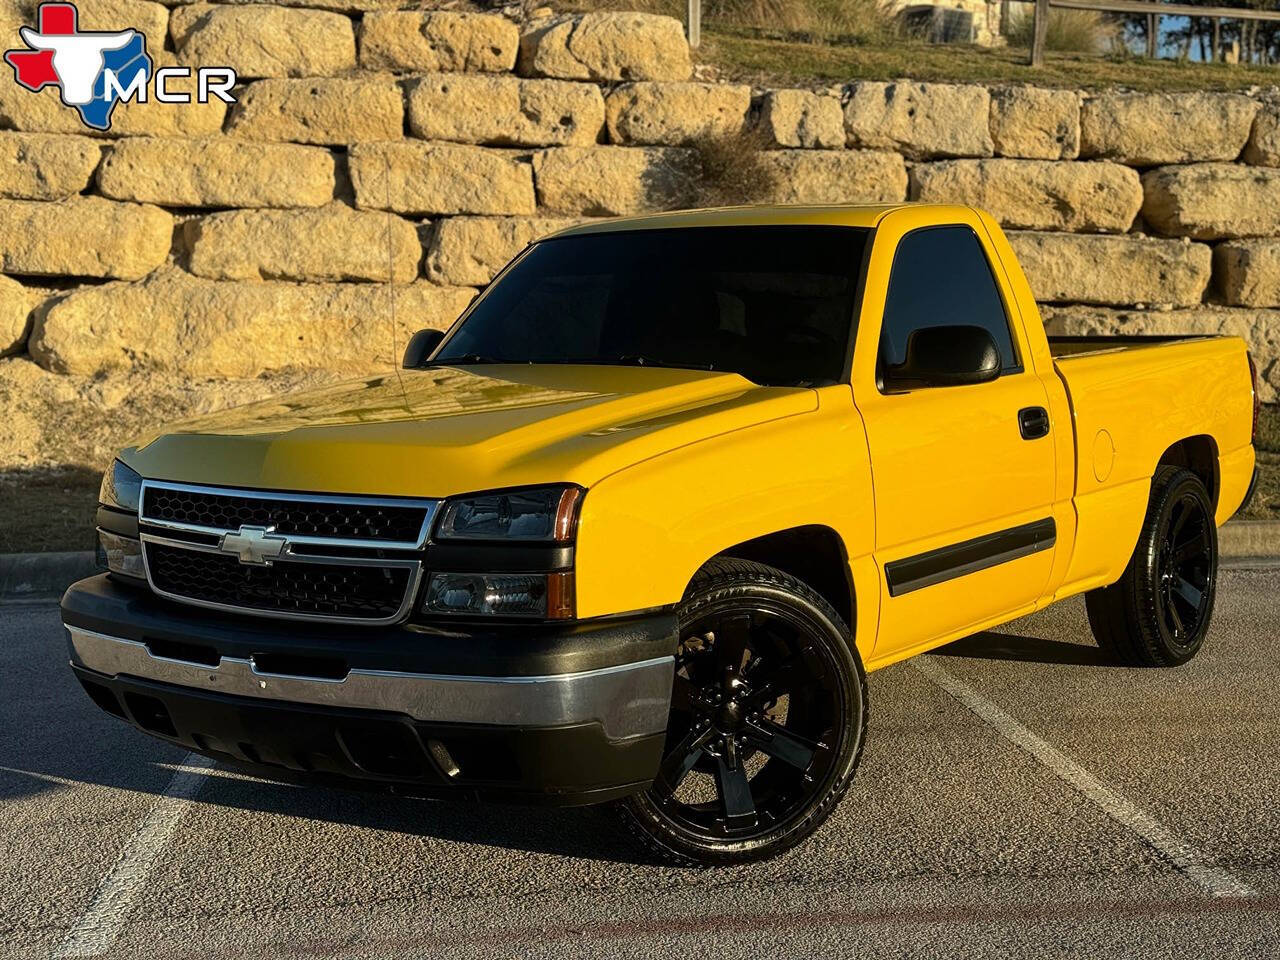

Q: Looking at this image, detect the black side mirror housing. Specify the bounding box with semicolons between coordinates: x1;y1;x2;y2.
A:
402;329;445;369
882;324;1001;391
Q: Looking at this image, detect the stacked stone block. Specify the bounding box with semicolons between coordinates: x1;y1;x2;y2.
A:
2;5;1280;473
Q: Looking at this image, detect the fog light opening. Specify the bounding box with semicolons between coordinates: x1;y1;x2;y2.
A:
97;529;145;580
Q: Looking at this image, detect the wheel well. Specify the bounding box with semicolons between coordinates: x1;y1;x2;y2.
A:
712;525;854;629
1158;435;1219;509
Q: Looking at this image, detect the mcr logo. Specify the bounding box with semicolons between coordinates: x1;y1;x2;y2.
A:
218;525;288;566
3;2;236;131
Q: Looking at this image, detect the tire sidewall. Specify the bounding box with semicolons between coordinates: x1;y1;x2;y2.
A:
1137;470;1219;664
625;570;866;865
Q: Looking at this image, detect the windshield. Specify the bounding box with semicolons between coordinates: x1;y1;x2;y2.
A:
431;225;870;387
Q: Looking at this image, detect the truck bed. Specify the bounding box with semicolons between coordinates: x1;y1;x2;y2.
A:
1045;332;1254;595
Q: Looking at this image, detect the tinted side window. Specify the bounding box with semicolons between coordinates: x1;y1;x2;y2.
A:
879;226;1018;377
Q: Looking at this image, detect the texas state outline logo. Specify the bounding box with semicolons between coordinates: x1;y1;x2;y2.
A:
3;2;236;131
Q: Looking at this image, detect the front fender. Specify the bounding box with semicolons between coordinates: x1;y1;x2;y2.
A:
572;387;875;622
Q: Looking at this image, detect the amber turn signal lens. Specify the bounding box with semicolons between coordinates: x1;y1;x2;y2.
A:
553;488;583;542
546;570;575;620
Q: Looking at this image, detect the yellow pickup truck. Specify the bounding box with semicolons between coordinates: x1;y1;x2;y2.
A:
63;204;1259;866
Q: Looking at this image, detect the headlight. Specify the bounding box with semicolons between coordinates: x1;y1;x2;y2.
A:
435;486;582;542
99;460;142;513
422;571;574;619
97;530;145;579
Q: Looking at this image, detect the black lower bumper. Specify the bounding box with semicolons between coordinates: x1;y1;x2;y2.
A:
73;665;663;805
62;575;677;805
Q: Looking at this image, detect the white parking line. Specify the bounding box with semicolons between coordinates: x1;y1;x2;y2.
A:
54;753;216;958
912;657;1257;900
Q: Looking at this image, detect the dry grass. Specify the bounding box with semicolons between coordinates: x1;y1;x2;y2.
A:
701;27;1280;92
553;0;1280;91
549;0;1280;91
0;467;100;554
560;0;895;43
1006;7;1121;55
687;129;781;206
711;0;895;43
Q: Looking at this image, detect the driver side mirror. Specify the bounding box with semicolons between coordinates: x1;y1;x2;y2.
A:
402;329;445;369
882;324;1001;391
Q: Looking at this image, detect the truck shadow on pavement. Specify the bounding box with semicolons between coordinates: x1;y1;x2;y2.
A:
4;604;654;864
934;630;1115;667
192;768;654;864
4;749;654;863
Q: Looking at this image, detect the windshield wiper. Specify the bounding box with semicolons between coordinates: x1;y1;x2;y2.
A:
433;354;717;371
430;353;508;366
601;355;717;371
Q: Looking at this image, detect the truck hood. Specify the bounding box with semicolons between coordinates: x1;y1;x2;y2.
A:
120;364;817;498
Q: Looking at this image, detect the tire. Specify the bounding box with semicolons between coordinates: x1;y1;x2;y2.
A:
615;558;867;866
1085;466;1219;668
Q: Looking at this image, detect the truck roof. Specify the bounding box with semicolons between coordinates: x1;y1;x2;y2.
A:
544;203;944;239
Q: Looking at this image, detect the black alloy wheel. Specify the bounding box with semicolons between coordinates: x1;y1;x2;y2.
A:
1085;466;1219;668
1155;488;1214;646
616;559;866;866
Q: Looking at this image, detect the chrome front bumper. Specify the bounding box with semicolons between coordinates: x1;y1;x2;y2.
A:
67;625;674;743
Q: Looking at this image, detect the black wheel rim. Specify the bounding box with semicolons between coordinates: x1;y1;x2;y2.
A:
651;604;844;842
1157;491;1213;646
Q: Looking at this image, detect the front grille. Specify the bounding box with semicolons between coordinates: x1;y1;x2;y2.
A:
137;482;435;623
142;486;429;544
146;542;414;621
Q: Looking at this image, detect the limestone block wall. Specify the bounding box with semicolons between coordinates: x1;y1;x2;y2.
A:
1;3;1278;476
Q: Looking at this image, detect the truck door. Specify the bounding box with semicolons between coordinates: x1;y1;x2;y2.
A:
853;213;1057;660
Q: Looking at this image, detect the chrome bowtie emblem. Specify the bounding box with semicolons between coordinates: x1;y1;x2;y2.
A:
218;525;288;566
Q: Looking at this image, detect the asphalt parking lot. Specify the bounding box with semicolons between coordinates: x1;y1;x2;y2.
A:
4;569;1280;959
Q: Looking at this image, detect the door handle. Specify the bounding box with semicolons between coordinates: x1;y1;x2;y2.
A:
1018;406;1050;440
